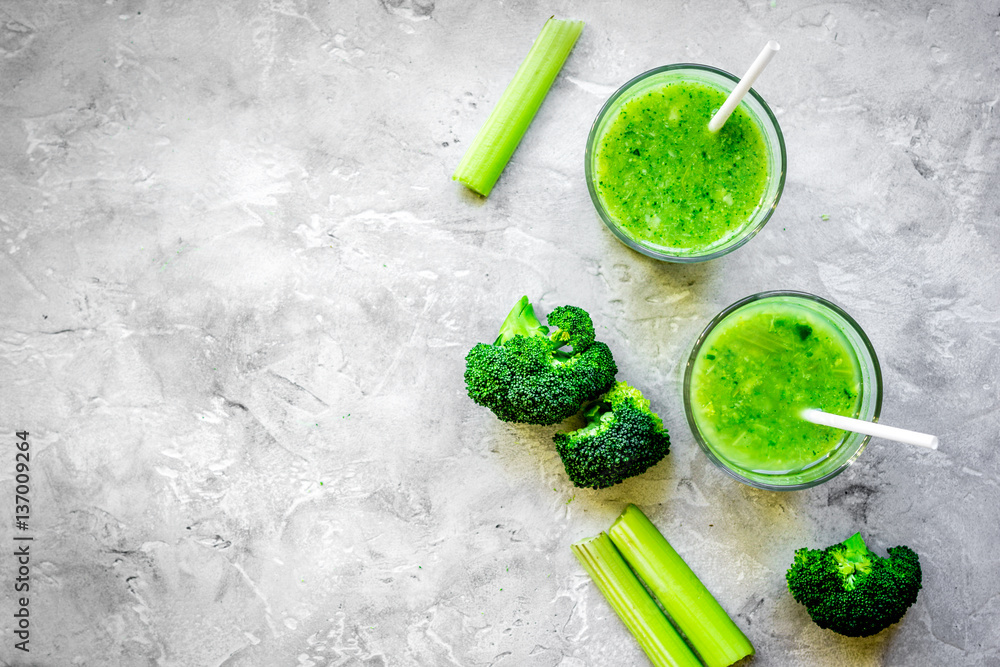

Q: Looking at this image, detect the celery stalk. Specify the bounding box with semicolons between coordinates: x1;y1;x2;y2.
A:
452;17;584;197
572;533;702;667
609;505;755;667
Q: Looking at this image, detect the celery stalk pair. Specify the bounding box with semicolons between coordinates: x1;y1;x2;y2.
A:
453;17;584;197
572;505;754;667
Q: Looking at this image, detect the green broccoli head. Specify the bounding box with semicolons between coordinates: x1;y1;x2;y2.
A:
465;297;617;425
786;532;922;637
553;381;670;489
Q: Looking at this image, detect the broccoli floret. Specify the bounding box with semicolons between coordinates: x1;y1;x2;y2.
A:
553;381;670;489
786;532;922;637
465;296;617;425
546;305;596;352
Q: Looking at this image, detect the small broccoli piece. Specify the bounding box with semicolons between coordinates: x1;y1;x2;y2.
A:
554;381;670;489
546;305;596;352
786;532;922;637
465;296;617;425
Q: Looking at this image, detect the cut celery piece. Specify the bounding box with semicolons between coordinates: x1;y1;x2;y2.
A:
609;505;755;667
572;533;702;667
452;17;584;197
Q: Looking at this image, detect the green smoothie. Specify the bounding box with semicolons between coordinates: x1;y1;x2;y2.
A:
594;80;769;254
689;299;863;474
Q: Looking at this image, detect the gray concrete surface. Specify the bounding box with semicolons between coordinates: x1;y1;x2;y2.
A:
1;1;998;665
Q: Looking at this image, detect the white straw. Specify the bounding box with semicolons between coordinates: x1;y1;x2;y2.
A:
801;409;939;450
708;40;781;133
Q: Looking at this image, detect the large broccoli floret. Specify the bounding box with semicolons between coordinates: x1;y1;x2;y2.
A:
553;381;670;489
786;532;922;637
465;296;617;425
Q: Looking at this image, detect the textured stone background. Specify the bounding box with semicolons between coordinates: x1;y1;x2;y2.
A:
1;1;998;665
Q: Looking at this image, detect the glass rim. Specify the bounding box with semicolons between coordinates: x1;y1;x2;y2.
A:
682;290;884;491
585;63;788;263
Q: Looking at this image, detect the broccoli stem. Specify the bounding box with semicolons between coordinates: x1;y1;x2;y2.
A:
609;505;754;667
834;532;873;589
572;533;702;667
495;295;547;343
452;17;584;197
842;532;869;556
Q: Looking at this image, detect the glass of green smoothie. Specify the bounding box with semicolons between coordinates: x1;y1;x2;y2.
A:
586;64;786;262
683;291;882;490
